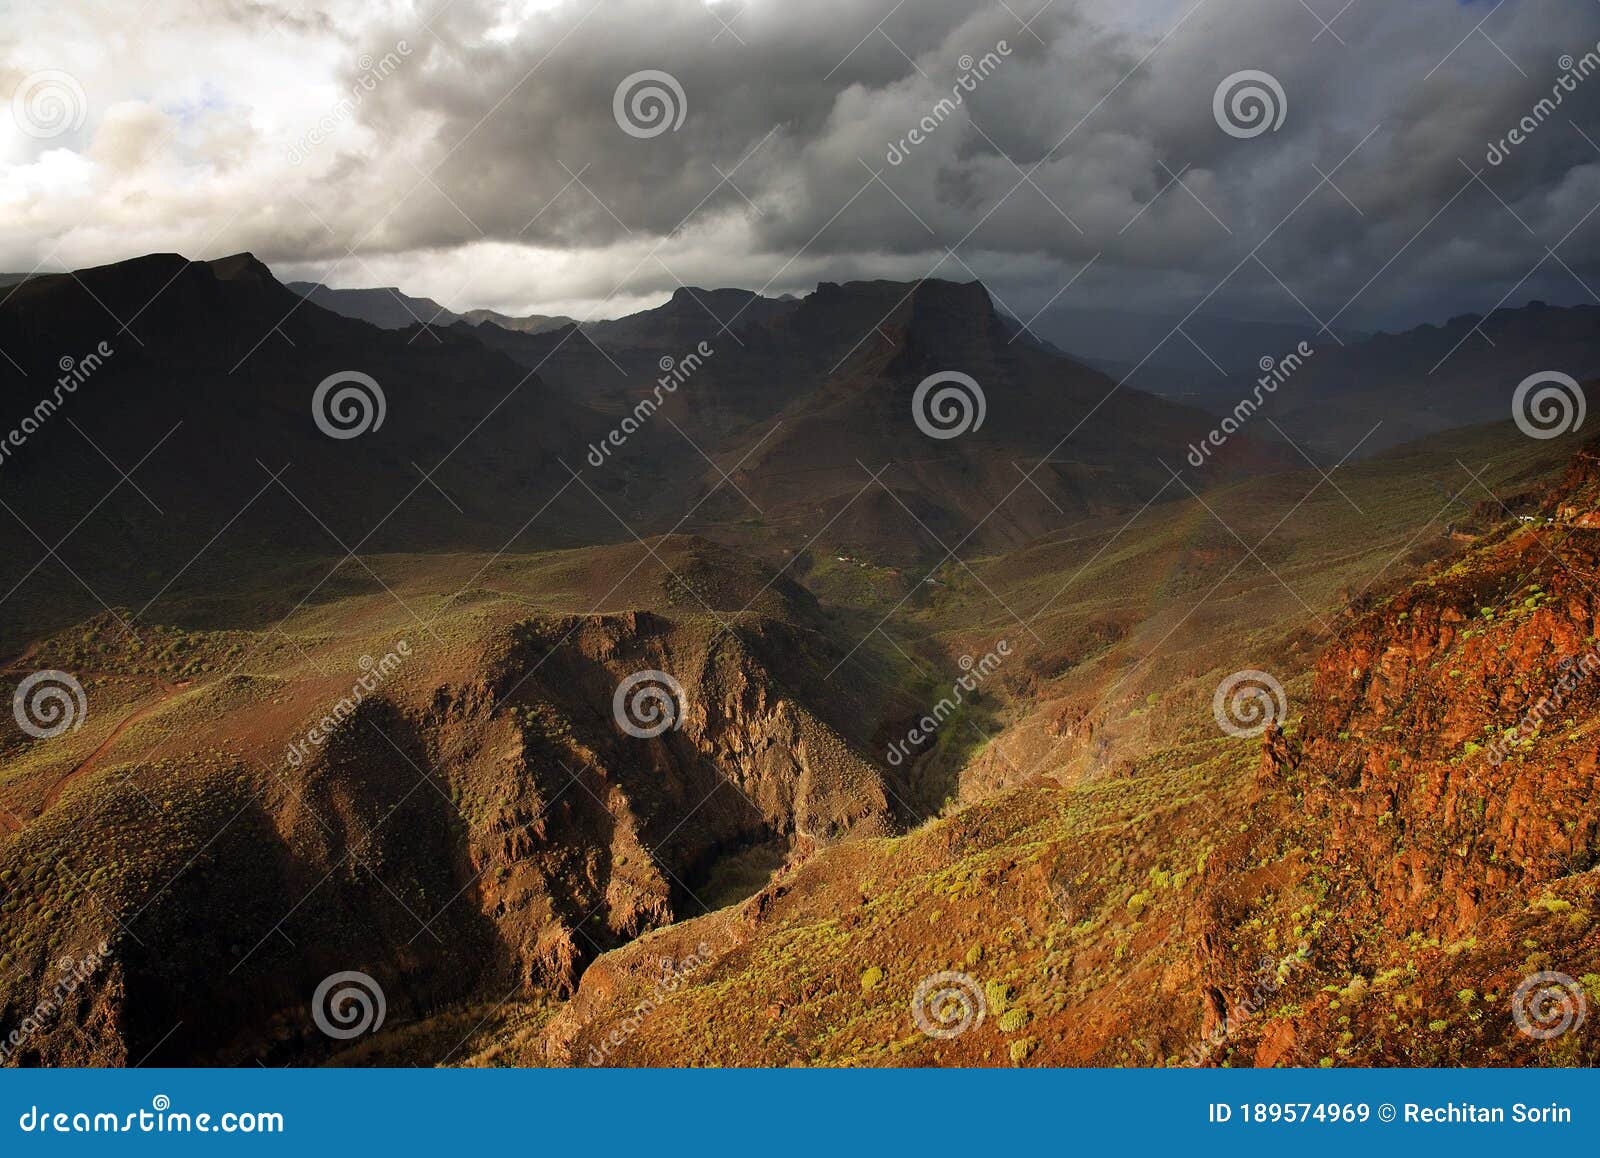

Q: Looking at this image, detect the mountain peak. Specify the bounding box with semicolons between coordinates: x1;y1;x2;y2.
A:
805;277;995;321
905;277;997;324
666;286;762;310
206;252;275;283
910;276;993;306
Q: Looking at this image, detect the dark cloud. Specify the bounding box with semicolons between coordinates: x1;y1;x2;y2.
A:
8;0;1600;327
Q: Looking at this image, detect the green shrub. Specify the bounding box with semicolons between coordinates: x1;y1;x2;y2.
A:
999;1008;1031;1032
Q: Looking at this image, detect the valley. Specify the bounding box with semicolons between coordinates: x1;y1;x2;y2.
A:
0;253;1595;1068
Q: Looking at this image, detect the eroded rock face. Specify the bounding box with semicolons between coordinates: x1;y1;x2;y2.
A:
539;444;1600;1071
438;610;893;1001
15;437;1600;1068
1299;450;1600;907
0;602;896;1065
1198;444;1600;1066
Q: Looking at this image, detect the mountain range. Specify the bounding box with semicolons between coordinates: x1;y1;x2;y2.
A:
287;281;575;335
0;251;1594;1067
293;272;1600;468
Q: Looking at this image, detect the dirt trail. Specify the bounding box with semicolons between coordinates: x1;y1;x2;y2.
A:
0;656;188;833
37;677;183;815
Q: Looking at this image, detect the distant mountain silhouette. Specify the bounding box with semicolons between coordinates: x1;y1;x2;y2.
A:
460;307;574;334
286;280;463;329
0;254;1290;630
0;254;606;641
698;278;1287;558
1177;301;1600;461
442;275;1289;560
1025;305;1362;378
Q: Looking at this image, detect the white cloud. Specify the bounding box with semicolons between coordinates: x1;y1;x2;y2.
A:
3;0;1598;328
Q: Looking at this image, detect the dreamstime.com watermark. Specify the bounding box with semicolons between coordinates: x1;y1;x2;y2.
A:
1213;669;1288;738
17;1096;283;1135
1512;970;1587;1040
886;639;1011;766
0;342;113;469
1511;370;1585;440
12;669;87;740
1186;341;1313;468
1213;70;1287;139
286;43;412;165
885;42;1012;166
285;641;411;766
614;70;687;138
912;370;986;440
586;936;740;1064
11;70;87;139
0;942;109;1064
587;341;713;467
612;669;687;739
1487;44;1600;166
910;971;986;1039
311;970;386;1040
1486;646;1599;765
312;370;387;440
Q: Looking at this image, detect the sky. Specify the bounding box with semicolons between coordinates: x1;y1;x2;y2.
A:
2;0;1600;331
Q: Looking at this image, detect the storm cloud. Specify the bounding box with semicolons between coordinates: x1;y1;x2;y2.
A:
4;0;1600;327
